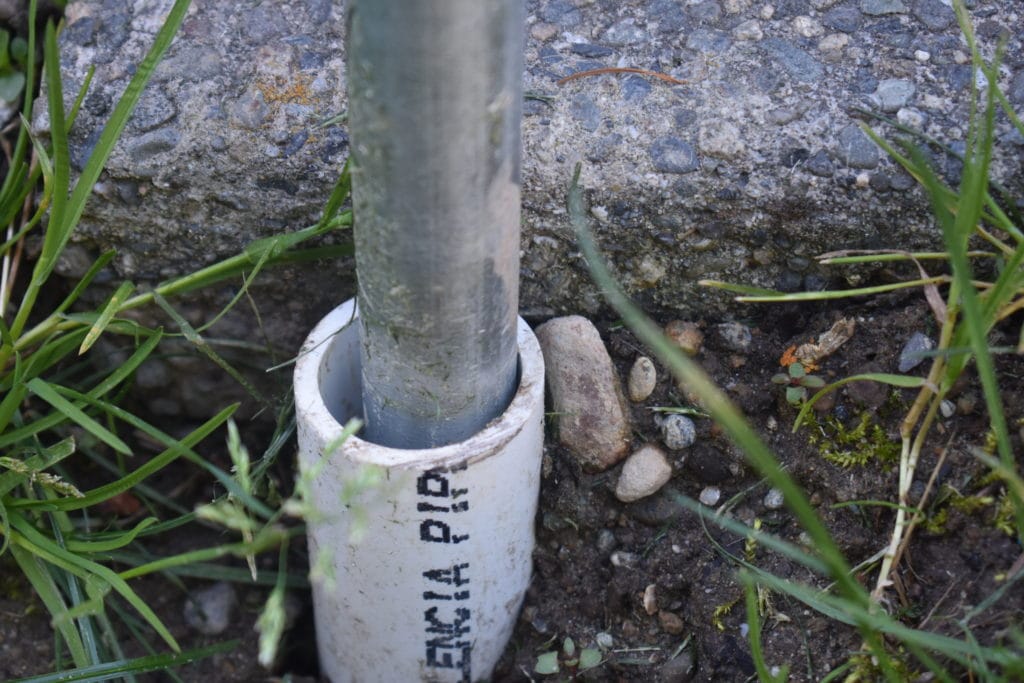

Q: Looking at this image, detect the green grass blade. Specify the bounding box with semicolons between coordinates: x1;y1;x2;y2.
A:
10;404;238;513
64;518;159;554
8;640;239;683
11;516;181;653
55;251;116;316
152;292;271;408
9;541;90;668
99;551;309;588
26;378;131;455
315;157;352;232
79;282;135;354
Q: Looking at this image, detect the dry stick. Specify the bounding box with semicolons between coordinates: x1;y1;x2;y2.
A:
557;67;688;86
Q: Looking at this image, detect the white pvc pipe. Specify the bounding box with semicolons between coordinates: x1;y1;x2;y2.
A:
294;299;544;683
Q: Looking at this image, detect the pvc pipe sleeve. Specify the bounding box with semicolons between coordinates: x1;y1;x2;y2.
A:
294;299;544;682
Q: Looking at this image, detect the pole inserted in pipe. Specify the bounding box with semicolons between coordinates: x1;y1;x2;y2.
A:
348;1;525;448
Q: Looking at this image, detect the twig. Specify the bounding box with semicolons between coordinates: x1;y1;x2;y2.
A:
557;67;687;86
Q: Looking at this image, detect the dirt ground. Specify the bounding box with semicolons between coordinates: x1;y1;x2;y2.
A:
2;287;1023;682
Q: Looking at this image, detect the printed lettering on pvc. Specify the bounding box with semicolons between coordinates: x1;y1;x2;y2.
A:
418;467;472;682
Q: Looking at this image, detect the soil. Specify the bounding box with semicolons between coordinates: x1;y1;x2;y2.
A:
2;289;1023;682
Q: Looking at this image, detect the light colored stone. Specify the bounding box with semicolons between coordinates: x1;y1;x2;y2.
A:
536;316;631;471
792;16;824;37
698;120;746;159
643;583;658;615
615;445;672;502
628;356;657;402
659;414;697;450
699;486;721;506
733;19;763;40
183;581;237;636
665;321;703;356
764;488;785;510
818;33;849;52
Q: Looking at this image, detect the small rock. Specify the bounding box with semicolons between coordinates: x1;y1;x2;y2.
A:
596;632;615;649
658;610;686;635
660;414;697;450
763;488;785;510
615;445;673;502
183;581;237;635
818;33;849;52
913;0;955;31
651;137;700;174
898;332;934;372
628;356;658;402
861;0;907;15
570;43;613;58
733;19;763;40
665;320;703;356
611;550;640;567
792;16;824;37
836;124;880;169
627;493;686;526
713;322;752;353
699;486;721;506
940;399;955;418
897;107;927;129
643;584;658;615
659;648;696;682
569;94;601;132
872;79;916;112
847;363;889;408
699;120;746;159
761;38;824;83
805;149;835;177
604;18;647;46
596;528;617;554
530;22;559;41
536;316;632;471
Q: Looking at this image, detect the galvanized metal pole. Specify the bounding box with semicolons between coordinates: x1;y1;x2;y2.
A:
347;1;525;448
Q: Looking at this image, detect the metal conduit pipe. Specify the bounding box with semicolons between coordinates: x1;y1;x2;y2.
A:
348;0;525;448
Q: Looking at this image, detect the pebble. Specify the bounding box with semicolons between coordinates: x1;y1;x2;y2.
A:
658;649;696;682
615;445;673;502
713;322;752;353
128;127;180;163
823;5;863;32
569;94;601;132
792;16;824;37
570;43;612;58
699;486;722;506
650;136;700;174
659;610;686;635
536;316;632;471
665;320;703;355
872;79;916;112
183;581;237;635
818;33;849;52
596;632;615;649
898;332;935;372
604;18;647;46
610;550;640;567
837;124;880;169
621;74;652;103
805;149;835;177
940;399;955;418
733;19;763;40
643;583;658;614
912;0;955;31
699;120;746;159
761;38;824;83
628;356;658;402
763;488;785;510
659;414;697;450
596;528;617;554
861;0;908;15
897;107;927;129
